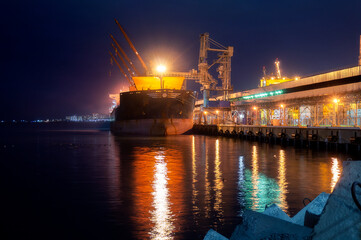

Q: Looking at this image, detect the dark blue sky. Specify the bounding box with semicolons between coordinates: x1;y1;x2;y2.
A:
1;0;361;120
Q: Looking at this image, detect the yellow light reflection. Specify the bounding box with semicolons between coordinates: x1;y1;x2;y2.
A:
251;145;259;210
192;136;199;211
331;157;341;192
278;150;288;211
214;139;224;219
205;140;211;217
150;153;174;240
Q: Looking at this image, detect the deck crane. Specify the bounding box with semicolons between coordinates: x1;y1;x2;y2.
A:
111;43;134;77
109;34;140;76
115;19;149;74
198;33;233;107
109;51;136;90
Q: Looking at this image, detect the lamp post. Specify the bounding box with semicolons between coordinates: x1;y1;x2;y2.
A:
253;106;257;125
156;65;166;89
280;104;285;126
333;98;340;126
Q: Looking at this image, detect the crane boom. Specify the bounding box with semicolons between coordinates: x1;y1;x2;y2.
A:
109;51;136;88
115;19;149;73
111;43;134;76
109;34;140;76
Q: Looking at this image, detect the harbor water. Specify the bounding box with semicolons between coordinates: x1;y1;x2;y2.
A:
1;126;358;239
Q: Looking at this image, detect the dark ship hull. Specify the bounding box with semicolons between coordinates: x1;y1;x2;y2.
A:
110;89;195;136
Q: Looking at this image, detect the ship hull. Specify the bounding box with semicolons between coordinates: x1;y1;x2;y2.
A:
110;89;195;136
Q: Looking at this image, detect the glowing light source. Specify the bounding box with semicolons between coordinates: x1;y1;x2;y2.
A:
333;98;340;104
242;90;284;100
253;106;257;110
216;110;219;114
204;111;208;115
280;104;284;108
156;65;166;73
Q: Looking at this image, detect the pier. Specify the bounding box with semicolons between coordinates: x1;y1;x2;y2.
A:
193;65;361;150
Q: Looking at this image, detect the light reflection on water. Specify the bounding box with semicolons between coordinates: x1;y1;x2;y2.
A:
111;135;353;238
3;129;357;239
150;152;173;240
331;157;341;192
251;145;259;210
214;139;224;221
278;150;288;211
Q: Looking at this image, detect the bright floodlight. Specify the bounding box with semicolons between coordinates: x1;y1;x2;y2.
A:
156;65;166;73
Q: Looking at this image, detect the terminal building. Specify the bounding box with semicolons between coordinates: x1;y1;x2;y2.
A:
195;60;361;129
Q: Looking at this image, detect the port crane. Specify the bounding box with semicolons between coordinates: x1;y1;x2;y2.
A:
158;33;234;108
197;33;234;107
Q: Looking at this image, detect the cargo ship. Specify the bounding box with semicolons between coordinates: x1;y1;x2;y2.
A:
110;76;196;136
108;20;196;135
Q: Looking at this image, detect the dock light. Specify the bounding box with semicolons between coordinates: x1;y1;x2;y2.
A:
280;104;284;108
156;65;166;73
253;106;257;110
333;98;340;104
295;77;299;80
216;110;219;114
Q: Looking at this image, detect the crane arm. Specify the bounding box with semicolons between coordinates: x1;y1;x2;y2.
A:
115;19;149;73
111;43;134;76
109;51;136;89
109;34;140;76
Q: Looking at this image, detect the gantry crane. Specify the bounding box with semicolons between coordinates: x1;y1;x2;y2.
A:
197;33;234;107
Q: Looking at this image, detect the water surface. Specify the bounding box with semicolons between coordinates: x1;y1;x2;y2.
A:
1;128;357;239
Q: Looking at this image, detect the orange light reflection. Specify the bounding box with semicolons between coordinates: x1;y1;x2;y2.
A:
150;152;174;240
331;157;341;192
251;145;259;210
214;139;224;220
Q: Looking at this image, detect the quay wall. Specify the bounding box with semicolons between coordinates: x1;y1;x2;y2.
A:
192;124;361;151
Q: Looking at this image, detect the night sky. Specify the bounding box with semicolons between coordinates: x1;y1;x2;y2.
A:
2;0;361;120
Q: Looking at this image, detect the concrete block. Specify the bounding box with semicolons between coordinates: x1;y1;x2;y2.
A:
304;210;321;228
312;161;361;239
203;229;229;240
263;203;292;222
230;210;312;240
291;192;329;226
